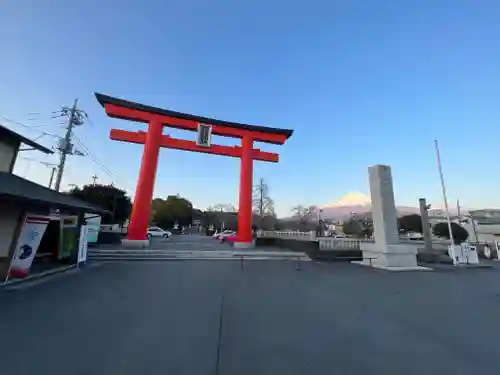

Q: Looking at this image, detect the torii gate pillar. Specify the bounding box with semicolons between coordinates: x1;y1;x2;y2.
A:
235;135;254;246
126;120;163;244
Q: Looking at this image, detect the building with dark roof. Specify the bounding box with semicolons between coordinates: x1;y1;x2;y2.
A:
0;124;109;281
0;123;53;173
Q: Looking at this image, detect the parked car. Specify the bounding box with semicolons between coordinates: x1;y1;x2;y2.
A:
218;230;236;241
222;234;238;243
212;230;222;238
406;232;424;240
147;227;172;239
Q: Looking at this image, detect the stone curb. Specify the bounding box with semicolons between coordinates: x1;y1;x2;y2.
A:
1;264;76;288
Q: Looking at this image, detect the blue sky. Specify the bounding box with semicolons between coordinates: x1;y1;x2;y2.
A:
1;0;500;216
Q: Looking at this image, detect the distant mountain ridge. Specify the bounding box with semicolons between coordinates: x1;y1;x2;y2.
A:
319;192;466;220
281;192;469;221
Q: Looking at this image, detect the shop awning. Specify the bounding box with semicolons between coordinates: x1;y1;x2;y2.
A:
0;172;109;215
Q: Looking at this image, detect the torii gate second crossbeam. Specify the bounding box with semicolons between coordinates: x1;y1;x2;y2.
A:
95;93;293;248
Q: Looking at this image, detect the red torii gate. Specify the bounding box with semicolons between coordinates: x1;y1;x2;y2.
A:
95;93;293;247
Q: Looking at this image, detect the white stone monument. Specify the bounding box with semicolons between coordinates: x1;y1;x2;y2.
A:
354;165;430;271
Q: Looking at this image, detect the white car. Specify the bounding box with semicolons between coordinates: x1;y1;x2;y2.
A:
212;231;222;238
406;232;423;240
147;227;172;239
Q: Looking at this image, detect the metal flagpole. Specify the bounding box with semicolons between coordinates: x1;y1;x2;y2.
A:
434;140;455;247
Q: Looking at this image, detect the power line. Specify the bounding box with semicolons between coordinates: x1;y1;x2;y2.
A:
19;156;58;188
72;135;134;194
26;100;134;195
73;136;115;177
2;116;60;139
19;156;57;167
86;116;95;127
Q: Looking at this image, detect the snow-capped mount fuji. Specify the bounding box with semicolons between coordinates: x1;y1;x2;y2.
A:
324;192;371;208
319;192;420;220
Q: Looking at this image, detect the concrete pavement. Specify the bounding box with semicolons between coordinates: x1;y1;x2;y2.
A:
1;260;500;374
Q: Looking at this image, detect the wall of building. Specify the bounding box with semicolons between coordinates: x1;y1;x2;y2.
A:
0;137;18;172
0;202;23;278
0;202;22;258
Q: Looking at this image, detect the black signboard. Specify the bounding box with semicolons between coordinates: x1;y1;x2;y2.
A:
197;123;212;147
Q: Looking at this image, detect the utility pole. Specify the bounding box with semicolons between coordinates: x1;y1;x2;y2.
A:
54;99;78;191
434;140;454;246
53;99;86;191
92;174;98;186
48;167;56;189
470;213;480;244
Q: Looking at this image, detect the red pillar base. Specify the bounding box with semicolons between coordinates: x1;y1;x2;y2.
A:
233;241;255;249
121;238;150;248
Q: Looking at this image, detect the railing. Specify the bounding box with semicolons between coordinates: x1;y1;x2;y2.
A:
257;231;455;252
319;238;362;250
258;230;316;241
100;224;127;233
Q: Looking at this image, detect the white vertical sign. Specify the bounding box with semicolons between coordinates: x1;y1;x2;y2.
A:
78;225;89;264
9;215;50;278
462;243;479;264
84;213;101;244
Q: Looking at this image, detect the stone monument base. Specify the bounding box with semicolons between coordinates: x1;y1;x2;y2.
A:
352;242;432;271
121;239;150;249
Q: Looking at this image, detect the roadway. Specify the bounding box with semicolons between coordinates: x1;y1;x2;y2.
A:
89;234;306;260
150;232;234;251
1;251;500;374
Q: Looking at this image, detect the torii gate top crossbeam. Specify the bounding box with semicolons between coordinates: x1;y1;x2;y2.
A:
95;93;293;145
110;129;279;162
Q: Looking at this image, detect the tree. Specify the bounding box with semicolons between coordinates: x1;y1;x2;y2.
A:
432;222;469;244
398;214;423;234
208;204;236;213
151;195;194;229
202;210;218;228
252;178;276;229
67;184;131;224
342;219;364;237
360;220;374;238
205;205;238;230
291;205;317;230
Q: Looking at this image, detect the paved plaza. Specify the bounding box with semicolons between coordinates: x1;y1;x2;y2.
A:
2;255;500;374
